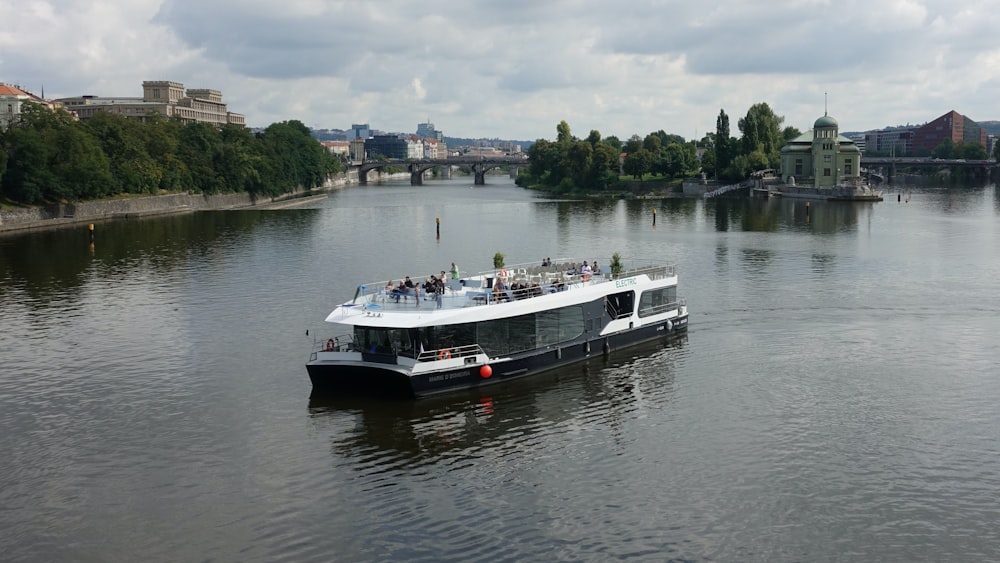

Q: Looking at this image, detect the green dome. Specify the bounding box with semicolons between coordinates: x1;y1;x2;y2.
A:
814;114;838;128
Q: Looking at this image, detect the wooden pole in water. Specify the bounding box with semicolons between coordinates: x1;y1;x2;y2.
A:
652;208;656;226
88;223;95;243
436;217;440;239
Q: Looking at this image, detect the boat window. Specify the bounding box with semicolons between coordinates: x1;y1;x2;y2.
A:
354;327;400;355
638;286;677;318
475;305;585;356
605;291;635;319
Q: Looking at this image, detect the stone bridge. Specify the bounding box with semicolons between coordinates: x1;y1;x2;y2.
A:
353;156;527;185
860;156;996;183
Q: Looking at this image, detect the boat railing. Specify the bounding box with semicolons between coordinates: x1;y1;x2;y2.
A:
346;258;677;310
311;333;355;359
637;298;687;318
416;343;486;362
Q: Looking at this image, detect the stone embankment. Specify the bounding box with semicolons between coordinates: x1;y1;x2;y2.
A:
0;171;356;234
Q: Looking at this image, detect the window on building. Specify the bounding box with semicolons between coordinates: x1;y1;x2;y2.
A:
823;155;832;163
795;159;803;176
152;88;160;99
824;168;831;176
844;161;852;175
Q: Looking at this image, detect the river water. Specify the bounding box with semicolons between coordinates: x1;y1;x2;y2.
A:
2;177;999;561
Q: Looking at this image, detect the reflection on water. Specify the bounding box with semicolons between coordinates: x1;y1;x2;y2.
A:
308;338;687;462
0;209;321;306
3;178;1000;561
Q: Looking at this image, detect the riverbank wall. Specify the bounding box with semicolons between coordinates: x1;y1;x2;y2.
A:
0;170;358;234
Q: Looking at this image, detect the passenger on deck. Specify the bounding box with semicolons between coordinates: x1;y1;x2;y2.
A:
566;263;578;276
510;281;526;299
493;279;509;302
450;262;460;280
530;282;543;297
592;261;601;275
433;276;445;308
541;257;551;267
554;278;566;292
580;261;592;282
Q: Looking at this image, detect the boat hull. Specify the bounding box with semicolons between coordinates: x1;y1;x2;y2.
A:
308;314;688;399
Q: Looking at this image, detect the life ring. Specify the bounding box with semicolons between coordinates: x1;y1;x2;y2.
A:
325;339;336;351
437;348;452;360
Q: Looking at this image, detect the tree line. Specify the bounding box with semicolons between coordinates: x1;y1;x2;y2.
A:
0;102;341;205
517;120;701;192
517;103;802;192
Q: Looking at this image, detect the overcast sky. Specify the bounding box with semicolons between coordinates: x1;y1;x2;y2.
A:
2;0;997;141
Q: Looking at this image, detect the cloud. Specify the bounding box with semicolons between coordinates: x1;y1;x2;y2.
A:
1;0;998;139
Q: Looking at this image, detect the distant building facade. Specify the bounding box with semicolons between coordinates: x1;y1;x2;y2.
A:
862;110;986;156
0;83;56;130
910;110;987;154
423;139;447;159
320;140;350;158
864;128;913;155
349;123;371;140
779;113;861;187
416;120;442;141
365;135;408;159
55;81;245;127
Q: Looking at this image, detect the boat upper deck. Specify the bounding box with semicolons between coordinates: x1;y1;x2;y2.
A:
343;259;677;315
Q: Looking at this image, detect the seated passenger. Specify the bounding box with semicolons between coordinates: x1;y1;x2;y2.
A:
592;262;601;275
566;263;578;276
512;281;527;299
492;279;509;302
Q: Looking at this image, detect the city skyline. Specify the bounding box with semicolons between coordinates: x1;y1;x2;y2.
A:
2;1;997;141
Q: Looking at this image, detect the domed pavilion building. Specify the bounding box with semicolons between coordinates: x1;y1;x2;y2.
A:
779;113;862;188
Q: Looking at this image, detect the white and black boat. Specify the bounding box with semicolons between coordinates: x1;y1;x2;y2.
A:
306;258;688;398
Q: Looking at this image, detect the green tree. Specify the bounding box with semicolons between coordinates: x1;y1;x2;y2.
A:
1;127;53;203
49;123;113;200
931;138;954;159
567;140;594;188
738;102;785;168
960;141;986;160
85;112;161;195
526;138;556;184
591;143;620;189
603;136;622;153
715;109;733;175
586;130;602;148
623;148;651;180
178;122;225;194
699;146;717;178
0;145;7;188
556;120;572;144
782;126;802;142
0;102;111;202
624;135;643;155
